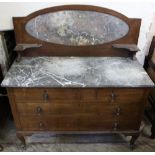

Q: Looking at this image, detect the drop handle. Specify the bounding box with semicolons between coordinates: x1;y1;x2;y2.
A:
110;91;117;103
113;122;119;131
36;106;42;114
114;107;121;116
42;90;49;102
39;122;44;128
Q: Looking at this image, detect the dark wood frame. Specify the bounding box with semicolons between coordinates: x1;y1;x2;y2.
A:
13;5;141;57
9;5;146;150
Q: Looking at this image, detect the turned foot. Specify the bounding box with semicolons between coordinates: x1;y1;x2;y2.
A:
150;120;155;139
0;144;3;152
130;133;139;150
16;133;26;149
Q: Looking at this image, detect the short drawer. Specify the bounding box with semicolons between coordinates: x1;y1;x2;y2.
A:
13;88;81;102
19;116;46;131
19;115;79;131
16;101;80;115
97;88;145;104
77;114;140;131
80;101;142;119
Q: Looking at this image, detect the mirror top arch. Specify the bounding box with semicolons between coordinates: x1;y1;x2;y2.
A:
13;5;141;57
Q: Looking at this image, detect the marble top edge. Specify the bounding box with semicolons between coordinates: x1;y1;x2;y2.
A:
2;85;154;88
1;57;154;88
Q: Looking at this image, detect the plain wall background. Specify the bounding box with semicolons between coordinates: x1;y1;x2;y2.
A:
0;1;155;64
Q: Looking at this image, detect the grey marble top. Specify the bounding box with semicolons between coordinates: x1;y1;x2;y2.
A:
1;57;154;88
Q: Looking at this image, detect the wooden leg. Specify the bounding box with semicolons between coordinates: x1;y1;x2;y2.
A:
150;120;155;139
130;133;139;150
0;144;3;152
16;133;26;149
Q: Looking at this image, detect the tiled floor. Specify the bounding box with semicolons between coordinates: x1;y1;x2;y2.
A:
0;118;155;152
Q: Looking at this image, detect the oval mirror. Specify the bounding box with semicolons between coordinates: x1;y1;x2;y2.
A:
25;10;129;46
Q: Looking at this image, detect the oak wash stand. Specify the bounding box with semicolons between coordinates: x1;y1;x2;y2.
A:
1;5;154;150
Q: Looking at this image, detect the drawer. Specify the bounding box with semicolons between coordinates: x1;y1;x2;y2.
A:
80;88;145;103
80;102;143;120
20;115;79;131
14;88;98;102
19;114;140;131
16;101;80;115
13;88;81;102
79;115;140;131
16;100;142;120
13;88;145;104
97;88;145;104
16;95;120;114
19;116;47;131
16;101;115;116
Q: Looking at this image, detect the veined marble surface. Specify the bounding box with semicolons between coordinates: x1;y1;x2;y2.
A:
1;57;154;88
26;11;128;46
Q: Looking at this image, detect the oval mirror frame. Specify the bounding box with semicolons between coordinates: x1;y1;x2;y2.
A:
25;10;129;46
13;5;141;57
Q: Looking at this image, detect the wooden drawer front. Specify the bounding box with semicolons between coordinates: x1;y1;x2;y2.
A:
79;121;139;131
79;115;140;131
19;116;47;131
20;115;79;131
14;88;99;102
16;101;142;121
16;101;80;115
19;114;140;131
16;102;115;118
13;88;145;104
97;88;145;104
14;88;81;102
81;102;142;120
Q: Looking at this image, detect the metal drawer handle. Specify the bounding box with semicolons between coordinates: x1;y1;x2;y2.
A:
113;122;119;131
115;107;121;116
110;91;117;103
39;122;44;128
36;106;42;114
42;90;49;102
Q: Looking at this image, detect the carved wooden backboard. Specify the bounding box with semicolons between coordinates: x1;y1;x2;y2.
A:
13;5;141;57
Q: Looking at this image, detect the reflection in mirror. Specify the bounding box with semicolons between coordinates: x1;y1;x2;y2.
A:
25;11;129;46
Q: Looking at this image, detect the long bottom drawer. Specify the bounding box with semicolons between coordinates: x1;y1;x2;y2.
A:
19;115;140;131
